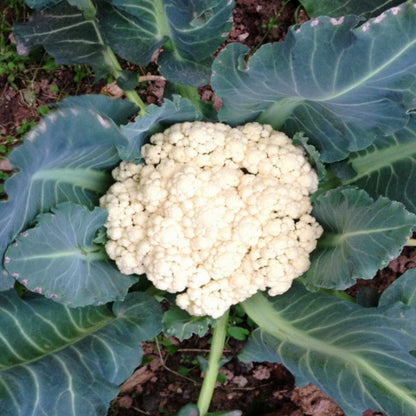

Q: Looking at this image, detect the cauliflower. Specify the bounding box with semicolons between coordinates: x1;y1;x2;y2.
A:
100;121;323;318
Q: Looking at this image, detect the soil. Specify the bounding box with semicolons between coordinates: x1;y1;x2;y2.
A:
1;1;415;415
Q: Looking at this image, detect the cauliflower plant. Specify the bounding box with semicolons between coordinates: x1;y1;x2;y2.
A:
100;121;323;318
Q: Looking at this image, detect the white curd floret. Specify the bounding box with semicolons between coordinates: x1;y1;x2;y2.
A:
100;122;323;318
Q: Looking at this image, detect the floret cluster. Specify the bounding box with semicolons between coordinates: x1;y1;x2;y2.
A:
100;122;323;318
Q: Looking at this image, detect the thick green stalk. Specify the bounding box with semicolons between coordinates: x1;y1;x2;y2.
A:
197;309;230;416
103;47;147;114
177;84;207;112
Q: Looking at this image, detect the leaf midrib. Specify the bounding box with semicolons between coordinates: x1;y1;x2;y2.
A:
32;168;110;193
310;16;416;103
0;312;115;372
242;292;416;411
343;140;416;183
318;224;408;247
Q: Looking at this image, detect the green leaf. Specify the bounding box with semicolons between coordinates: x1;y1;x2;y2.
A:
0;103;128;290
163;304;213;341
300;0;404;18
100;0;234;86
4;202;136;307
14;3;112;78
379;268;416;308
94;0;167;67
212;3;416;162
119;96;202;161
332;116;416;214
16;0;234;86
25;0;94;10
0;290;162;416
56;94;138;125
24;0;61;9
227;326;249;341
305;187;416;289
241;285;416;416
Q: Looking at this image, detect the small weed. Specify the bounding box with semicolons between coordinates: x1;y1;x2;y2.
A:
73;65;94;84
216;372;227;384
49;84;59;94
37;105;50;116
226;304;254;341
160;336;179;354
0;172;9;197
177;365;193;376
252;0;296;54
0;136;14;198
16;119;36;136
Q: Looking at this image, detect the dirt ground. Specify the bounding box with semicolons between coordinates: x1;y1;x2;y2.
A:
1;1;415;415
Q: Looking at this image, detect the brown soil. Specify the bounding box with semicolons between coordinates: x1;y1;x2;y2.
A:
1;1;415;415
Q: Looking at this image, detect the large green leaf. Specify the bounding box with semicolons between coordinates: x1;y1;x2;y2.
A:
15;0;234;86
304;187;416;289
4;203;136;307
0;290;162;416
119;95;202;161
100;0;234;86
14;2;112;78
56;94;138;125
25;0;61;8
0;102;128;290
241;285;416;416
212;3;416;162
25;0;93;9
331;117;416;214
300;0;403;18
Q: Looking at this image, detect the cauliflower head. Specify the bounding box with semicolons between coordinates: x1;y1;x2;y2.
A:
100;121;323;318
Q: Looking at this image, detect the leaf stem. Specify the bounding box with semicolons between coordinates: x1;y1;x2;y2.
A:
103;47;147;114
297;277;355;303
176;84;205;111
318;288;355;303
196;309;229;416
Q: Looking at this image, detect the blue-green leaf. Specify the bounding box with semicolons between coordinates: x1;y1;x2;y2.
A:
241;285;416;416
163;305;213;341
25;0;59;8
332;117;416;214
16;0;234;86
300;0;403;18
0;290;162;416
4;202;136;307
101;0;233;86
94;0;167;66
379;268;416;308
56;94;138;125
25;0;93;10
305;187;416;289
0;104;128;290
14;2;111;78
212;3;416;162
119;96;202;161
